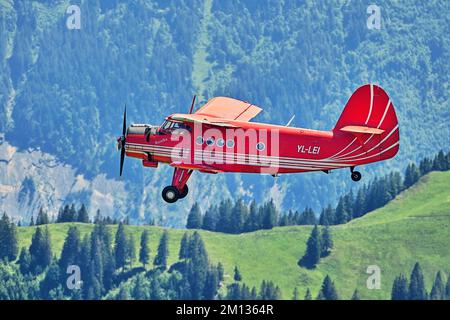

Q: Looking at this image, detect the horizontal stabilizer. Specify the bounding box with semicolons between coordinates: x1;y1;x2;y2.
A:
340;125;385;135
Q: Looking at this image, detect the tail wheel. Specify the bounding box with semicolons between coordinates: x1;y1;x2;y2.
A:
178;185;189;199
351;171;362;182
162;186;179;203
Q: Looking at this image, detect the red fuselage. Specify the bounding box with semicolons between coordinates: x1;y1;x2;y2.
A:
125;119;399;174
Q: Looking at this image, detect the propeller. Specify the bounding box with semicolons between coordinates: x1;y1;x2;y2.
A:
118;105;127;176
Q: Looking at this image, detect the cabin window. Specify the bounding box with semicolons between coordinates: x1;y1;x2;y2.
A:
216;138;225;147
195;136;204;145
206;137;215;146
226;139;235;148
256;142;265;151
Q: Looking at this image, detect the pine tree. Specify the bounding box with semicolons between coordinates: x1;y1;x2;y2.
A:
78;235;91;298
39;261;61;299
292;287;299;300
352;188;367;218
234;265;242;282
319;205;335;225
230;199;247;233
139;230;150;268
94;209;102;224
433;150;446;171
36;207;49;225
114;222;128;271
404;163;420;189
391;274;409;300
185;232;209;299
186;203;203;229
77;204;89;223
202;206;218;231
351;289;360;300
127;233;136;268
262;199;278;229
29;226;52;274
179;232;190;260
154;230;169;269
298;207;316;225
244;200;260;232
445;273;450;299
409;262;427;300
18;247;31;274
69;204;77;222
203;267;220;300
430;271;445;300
217;262;224;282
29;215;34;226
304;288;312;300
0;213;18;261
217;200;232;233
298;225;321;269
335;197;350;224
317;275;339;300
59;226;81;270
320;225;333;257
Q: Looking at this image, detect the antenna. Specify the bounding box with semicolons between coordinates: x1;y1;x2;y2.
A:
189;95;196;114
286;115;295;127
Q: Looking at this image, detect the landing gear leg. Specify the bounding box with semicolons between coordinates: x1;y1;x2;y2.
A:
161;168;193;203
350;166;362;182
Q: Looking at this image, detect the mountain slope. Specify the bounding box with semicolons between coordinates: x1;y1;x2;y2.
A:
15;170;450;299
1;1;450;224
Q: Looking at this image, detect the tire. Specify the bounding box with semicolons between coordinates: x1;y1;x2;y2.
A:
178;185;189;199
351;171;362;182
162;186;179;203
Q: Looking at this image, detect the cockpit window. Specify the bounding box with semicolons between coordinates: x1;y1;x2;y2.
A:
160;121;191;132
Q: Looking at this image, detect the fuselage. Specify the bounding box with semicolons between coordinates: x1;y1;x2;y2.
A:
124;116;399;175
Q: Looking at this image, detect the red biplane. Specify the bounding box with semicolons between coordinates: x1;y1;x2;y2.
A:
117;84;399;203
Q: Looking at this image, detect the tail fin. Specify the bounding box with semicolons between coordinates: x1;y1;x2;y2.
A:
333;84;400;160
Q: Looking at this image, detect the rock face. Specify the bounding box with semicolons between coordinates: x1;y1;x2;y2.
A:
0;137;127;223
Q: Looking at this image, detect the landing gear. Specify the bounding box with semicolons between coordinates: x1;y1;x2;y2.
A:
162;186;179;203
161;168;193;203
178;185;189;199
350;167;362;182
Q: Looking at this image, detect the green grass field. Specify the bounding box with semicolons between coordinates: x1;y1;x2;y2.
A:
16;171;450;299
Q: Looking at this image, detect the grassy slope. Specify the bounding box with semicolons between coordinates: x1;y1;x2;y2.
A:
17;171;450;300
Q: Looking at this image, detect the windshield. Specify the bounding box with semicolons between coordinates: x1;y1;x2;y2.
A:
160;120;191;131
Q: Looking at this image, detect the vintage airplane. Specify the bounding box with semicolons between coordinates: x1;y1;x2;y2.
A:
117;84;399;203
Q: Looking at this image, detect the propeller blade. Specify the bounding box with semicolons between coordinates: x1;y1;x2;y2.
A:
119;104;127;176
120;147;125;176
122;105;127;136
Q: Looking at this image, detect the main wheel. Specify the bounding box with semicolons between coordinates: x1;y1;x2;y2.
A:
162;186;179;203
178;185;189;199
351;171;362;182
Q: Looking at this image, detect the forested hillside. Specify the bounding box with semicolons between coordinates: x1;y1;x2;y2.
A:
1;169;449;300
1;0;449;225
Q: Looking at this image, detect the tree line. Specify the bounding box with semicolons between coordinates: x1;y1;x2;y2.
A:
391;262;450;300
0;218;282;300
187;150;450;233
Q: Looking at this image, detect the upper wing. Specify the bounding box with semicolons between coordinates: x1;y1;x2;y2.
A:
194;97;262;121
